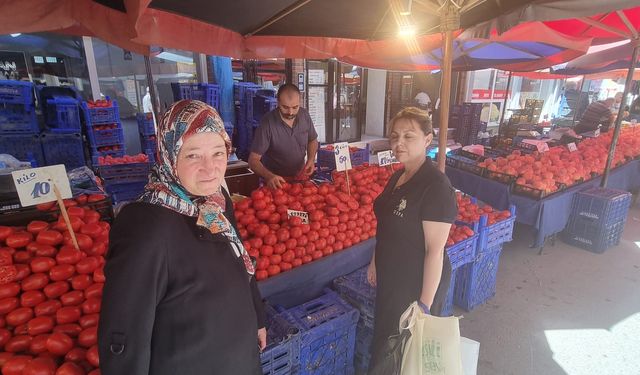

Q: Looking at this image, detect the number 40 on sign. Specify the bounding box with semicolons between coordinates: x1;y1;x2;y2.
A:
11;165;72;207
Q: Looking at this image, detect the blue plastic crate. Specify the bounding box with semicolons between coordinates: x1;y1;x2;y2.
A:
140;135;157;154
87;126;124;147
454;246;502;311
571;187;632;227
82;98;120;125
96;162;151;184
41;132;86;169
171;83;220;109
353;321;373;374
136;113;156;136
0;133;44;166
144;149;156;164
279;289;359;375
563;217;626;254
0;106;39;133
104;181;146;194
111;189;145;205
261;305;300;375
0;80;34;106
332;267;375;327
475;206;516;254
440;269;458;317
446;230;478;271
45;96;81;131
91;147;125;164
317;144;370;171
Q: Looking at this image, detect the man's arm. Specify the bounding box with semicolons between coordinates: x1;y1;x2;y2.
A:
248;152;286;189
304;139;319;175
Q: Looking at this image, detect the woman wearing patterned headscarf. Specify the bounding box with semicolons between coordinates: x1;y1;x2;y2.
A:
98;100;266;375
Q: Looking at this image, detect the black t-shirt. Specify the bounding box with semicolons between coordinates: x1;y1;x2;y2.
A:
373;157;457;308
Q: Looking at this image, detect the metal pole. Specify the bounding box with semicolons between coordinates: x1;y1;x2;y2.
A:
498;71;513;134
601;43;639;188
438;6;457;173
81;37;101;100
571;77;586;126
144;55;161;122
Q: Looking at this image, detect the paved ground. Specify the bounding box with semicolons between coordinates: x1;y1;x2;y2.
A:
458;203;640;375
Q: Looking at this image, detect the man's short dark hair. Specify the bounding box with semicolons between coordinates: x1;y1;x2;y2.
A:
277;83;300;100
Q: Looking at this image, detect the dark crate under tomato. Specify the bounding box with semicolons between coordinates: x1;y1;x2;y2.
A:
317;144;370;171
41;132;86;170
0;196;113;226
512;182;566;200
136;112;156;136
460;205;517;255
91;150;126;166
82;99;120;125
45;96;81;131
0;132;44;166
332;267;375;329
87;126;125;147
0;80;34;106
484;170;516;185
454;245;502;311
563;215;626;254
446;227;478;271
140;135;158;154
279;288;358;375
570;187;631;227
447;155;485;176
440;270;458;317
96;162;151;184
0;106;39;134
261;305;300;375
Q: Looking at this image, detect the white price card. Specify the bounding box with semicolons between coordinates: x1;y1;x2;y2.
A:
333;142;352;172
377;151;398;166
567;142;578;152
11;165;72;207
287;210;309;224
594;129;600;137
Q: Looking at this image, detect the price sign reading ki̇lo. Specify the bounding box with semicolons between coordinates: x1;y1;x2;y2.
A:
377;150;398;167
11;165;72;207
333;142;352;172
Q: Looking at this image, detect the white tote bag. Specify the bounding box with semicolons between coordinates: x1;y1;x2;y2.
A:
399;302;464;375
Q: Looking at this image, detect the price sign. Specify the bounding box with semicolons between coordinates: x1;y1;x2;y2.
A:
377;151;393;166
287;209;309;224
333;142;352;172
594;129;600;137
567;142;578;152
11;165;72;207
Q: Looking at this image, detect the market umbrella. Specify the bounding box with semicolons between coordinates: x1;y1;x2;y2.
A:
551;41;639;76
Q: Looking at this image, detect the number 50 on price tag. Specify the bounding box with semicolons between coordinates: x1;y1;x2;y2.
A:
11;165;72;207
333;142;352;172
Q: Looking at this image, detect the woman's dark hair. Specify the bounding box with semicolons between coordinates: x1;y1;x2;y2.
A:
277;83;300;100
389;106;432;135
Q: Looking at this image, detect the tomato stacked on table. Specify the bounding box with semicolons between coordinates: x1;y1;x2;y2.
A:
235;164;398;281
0;195;109;375
95;154;150;166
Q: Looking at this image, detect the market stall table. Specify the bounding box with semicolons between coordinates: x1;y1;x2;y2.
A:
258;238;375;308
446;160;640;249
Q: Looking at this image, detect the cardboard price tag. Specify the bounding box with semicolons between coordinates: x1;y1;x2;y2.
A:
333;142;352;172
287;209;309;224
377;150;393;166
11;165;72;207
567;142;578;152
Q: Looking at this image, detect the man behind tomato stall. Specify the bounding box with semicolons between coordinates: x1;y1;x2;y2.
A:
248;84;319;189
98;100;267;375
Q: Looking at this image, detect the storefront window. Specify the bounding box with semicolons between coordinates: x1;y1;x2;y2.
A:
336;63;363;142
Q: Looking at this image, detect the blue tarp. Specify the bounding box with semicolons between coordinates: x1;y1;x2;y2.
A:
211;56;235;126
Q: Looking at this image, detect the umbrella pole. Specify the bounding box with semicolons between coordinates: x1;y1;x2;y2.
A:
144;55;161;123
571;77;586;126
498;71;513;135
601;42;639;188
437;7;458;173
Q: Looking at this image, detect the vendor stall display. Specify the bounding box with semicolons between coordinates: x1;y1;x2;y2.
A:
82;98;124;165
93;154;152;205
136;113;157;163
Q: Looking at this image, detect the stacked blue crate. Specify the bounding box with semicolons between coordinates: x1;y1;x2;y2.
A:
563;187;632;253
45;96;81;132
454;103;483;146
454;244;503;311
41;95;86;169
95;162;151;205
0;81;43;166
82;98;125;165
136;113;157;161
235;85;262;160
171;83;221;112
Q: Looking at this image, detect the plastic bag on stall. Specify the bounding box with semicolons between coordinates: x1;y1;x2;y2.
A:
0;154;32;174
67;167;106;197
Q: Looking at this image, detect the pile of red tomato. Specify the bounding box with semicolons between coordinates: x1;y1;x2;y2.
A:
84;100;112;109
0;195;109;375
455;193;512;226
95;154;149;166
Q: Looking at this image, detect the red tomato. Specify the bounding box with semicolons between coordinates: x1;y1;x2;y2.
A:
30;257;56;273
255;270;268;281
80;223;102;239
280;262;292;272
22;357;56;375
296;235;308;247
56;362;85;375
0;226;15;242
289;227;302;239
267;265;280;276
93;268;105;283
56;248;83;265
263;234;277;246
79;314;99;329
36;231;63;246
281;250;295;263
34;300;62;317
301;255;313;264
289;217;303;227
249;238;263;250
86;242;107;257
75;257;100;275
65;234;93;252
27;221;49;235
312;250;324;260
67;206;85;218
323;247;334;256
64;347;86;363
28;334;49;354
52;324;82;338
30;244;57;258
0;282;21;299
84;283;103;300
21;291;46;308
0;297;19;314
60;290;84;306
292;258;303;267
56;306;82;324
334;241;344;251
27;316;54;336
81;298;101;315
6;306;33;326
87;194;106;203
269;254;282;265
71;274;92;290
276;229;290;242
6;232;33;249
0;328;11;347
53;217;83;233
49;264;76;281
259;246;274;257
84;210;101;224
256;257;269;271
5;334;32;352
43;281;70;299
77;326;97;348
22;273;49;291
2;355;33;375
86;345;100;367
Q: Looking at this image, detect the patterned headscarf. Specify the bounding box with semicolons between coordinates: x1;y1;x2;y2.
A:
140;100;254;276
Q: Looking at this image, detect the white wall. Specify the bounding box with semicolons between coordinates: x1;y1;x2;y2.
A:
365;69;387;137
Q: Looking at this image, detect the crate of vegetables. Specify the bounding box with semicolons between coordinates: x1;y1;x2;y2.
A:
446;223;478;271
82;97;120;125
455;194;516;254
95;155;151;184
512;181;566;200
483;169;516;185
450;155;485;176
317;144;370;171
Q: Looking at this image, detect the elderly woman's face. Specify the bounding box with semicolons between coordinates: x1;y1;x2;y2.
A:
176;132;227;196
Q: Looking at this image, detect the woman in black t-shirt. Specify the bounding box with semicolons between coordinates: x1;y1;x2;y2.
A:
367;107;458;370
